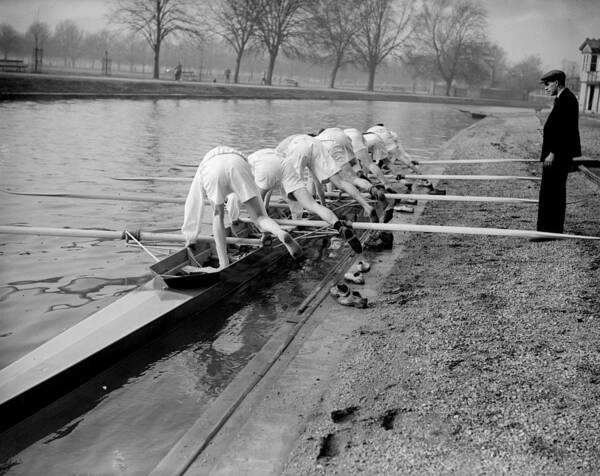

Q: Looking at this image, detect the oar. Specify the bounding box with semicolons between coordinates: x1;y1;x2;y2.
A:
111;176;190;182
413;159;538;165
405;147;435;152
3;190;186;204
395;173;541;181
324;191;537;204
237;218;600;241
0;226;263;246
112;174;543;183
1;190;289;209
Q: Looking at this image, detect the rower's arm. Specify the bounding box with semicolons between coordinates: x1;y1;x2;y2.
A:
310;169;327;205
212;204;229;268
263;189;273;210
368;163;388;186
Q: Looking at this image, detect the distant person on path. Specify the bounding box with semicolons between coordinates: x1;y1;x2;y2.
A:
534;69;581;238
182;146;303;268
174;63;182;81
224;68;231;82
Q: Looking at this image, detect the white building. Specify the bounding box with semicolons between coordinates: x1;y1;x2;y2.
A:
579;38;600;114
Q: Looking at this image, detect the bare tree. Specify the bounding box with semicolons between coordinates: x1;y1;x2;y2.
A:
0;24;21;59
27;20;49;72
254;0;313;85
352;0;414;92
300;0;362;88
403;52;438;92
53;20;84;67
209;0;262;84
482;42;507;88
415;0;488;96
27;20;50;51
110;0;202;79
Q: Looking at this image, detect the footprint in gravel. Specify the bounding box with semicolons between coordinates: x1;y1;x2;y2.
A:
317;433;339;458
331;406;359;423
380;407;411;430
316;429;354;459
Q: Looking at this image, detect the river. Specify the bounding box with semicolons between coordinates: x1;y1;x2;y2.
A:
0;98;477;474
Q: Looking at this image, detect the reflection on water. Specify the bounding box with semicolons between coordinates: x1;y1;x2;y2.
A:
0;98;476;474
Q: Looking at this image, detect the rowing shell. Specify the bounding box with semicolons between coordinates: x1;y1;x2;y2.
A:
0;217;329;430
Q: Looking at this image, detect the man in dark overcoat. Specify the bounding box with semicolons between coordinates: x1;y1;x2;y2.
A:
535;69;581;236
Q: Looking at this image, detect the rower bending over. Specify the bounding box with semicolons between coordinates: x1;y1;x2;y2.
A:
344;127;390;188
367;123;433;190
247;148;362;253
276;134;379;222
181;146;302;268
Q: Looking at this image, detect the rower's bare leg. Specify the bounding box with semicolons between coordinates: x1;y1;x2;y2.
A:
244;196;303;259
292;187;362;253
292;188;337;225
329;173;377;222
212;204;230;268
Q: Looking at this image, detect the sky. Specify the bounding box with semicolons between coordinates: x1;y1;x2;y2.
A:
0;0;598;69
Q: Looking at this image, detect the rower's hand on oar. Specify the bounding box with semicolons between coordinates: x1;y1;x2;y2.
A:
543;153;554;168
260;232;273;247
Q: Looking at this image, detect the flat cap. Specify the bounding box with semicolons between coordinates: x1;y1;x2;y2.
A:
540;69;566;84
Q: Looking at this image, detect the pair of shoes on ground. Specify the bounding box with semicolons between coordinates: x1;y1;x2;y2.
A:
330;283;368;308
364;232;393;250
343;260;371;284
427;188;446;195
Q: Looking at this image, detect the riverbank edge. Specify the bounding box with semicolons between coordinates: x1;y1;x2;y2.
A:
0;72;539;108
176;112;600;474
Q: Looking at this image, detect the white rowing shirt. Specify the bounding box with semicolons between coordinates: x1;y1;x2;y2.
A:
316;127;355;166
276;134;340;183
181;146;260;245
366;125;398;157
247;148;305;199
363;132;388;163
344;127;370;164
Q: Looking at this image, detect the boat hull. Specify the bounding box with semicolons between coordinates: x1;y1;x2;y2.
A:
0;239;288;430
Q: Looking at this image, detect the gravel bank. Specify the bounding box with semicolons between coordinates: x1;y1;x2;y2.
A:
282;112;600;474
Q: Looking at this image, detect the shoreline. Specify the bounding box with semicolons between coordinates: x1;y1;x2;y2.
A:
1;72;540;108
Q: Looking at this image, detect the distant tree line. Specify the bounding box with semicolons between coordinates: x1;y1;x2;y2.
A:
0;0;573;96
